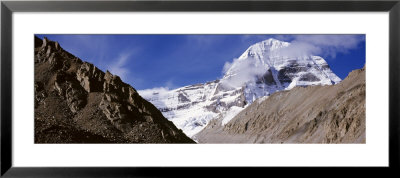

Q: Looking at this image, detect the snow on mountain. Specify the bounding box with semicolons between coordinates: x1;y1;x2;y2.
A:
138;38;341;137
139;81;225;137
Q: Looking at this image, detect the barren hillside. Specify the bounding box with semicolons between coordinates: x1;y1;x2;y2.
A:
195;66;365;143
34;36;194;143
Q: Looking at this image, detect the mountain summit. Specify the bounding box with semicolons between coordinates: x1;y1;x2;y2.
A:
140;38;342;137
221;38;341;102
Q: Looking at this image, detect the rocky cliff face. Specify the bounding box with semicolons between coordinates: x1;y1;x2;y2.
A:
194;66;365;143
34;36;194;143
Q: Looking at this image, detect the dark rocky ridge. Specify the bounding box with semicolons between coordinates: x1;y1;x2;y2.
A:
34;36;194;143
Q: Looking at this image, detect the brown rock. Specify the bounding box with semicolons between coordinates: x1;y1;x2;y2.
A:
34;36;194;143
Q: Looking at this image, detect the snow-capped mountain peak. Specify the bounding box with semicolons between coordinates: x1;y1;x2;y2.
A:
248;38;290;51
139;38;341;137
226;38;290;77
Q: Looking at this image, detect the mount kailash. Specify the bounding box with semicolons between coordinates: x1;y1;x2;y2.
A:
139;38;342;138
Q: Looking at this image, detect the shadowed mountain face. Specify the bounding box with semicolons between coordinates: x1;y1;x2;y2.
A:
34;36;194;143
194;66;366;143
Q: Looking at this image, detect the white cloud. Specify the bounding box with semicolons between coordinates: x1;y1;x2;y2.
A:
137;87;170;99
222;60;233;74
288;34;365;58
108;52;131;81
221;58;266;88
277;41;321;58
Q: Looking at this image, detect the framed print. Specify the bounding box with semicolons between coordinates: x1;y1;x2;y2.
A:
1;0;399;177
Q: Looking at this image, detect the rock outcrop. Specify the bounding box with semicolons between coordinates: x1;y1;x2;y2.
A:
194;66;366;143
34;36;194;143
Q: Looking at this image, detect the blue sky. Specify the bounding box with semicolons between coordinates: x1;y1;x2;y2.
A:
36;34;365;90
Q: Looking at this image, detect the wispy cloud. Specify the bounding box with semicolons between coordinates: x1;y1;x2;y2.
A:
164;79;178;89
137;87;171;100
58;35;110;63
221;57;267;88
108;52;132;82
287;34;365;58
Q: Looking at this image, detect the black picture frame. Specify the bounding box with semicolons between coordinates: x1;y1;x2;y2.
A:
1;0;399;177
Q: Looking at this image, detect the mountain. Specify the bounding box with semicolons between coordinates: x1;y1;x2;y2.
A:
139;38;342;137
34;36;194;143
194;66;365;143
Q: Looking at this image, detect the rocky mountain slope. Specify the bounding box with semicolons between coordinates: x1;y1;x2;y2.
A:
139;38;342;137
34;36;194;143
194;66;366;143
